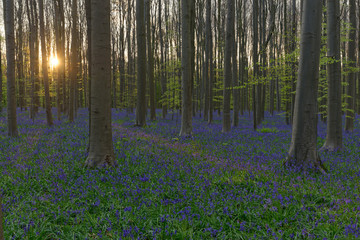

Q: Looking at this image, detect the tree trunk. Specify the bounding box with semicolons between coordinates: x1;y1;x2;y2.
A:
69;0;79;122
0;194;3;240
159;0;167;119
3;0;18;137
179;0;193;137
204;0;210;121
285;0;327;174
0;40;2;113
39;0;53;126
253;0;259;130
222;0;234;133
146;0;155;120
17;0;25;111
345;0;356;132
85;0;117;168
136;0;147;127
321;0;342;151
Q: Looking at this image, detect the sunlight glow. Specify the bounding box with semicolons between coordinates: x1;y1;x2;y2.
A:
50;56;59;68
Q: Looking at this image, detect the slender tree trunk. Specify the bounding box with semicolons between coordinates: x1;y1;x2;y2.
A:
286;0;327;174
136;0;146;127
179;0;193;137
146;0;155;120
253;0;259;130
345;0;356;132
0;40;2;113
85;0;116;168
321;0;342;151
112;36;117;109
159;0;167;119
3;0;18;137
222;0;234;133
69;0;78;122
0;194;3;240
17;0;25;111
39;0;53;126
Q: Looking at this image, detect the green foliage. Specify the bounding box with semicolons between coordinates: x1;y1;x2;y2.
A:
257;127;279;134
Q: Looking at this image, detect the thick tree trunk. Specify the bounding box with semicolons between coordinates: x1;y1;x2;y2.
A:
136;0;146;127
39;0;53;126
179;0;193;137
345;0;356;132
222;0;234;133
3;0;18;137
321;0;342;151
286;0;327;174
85;0;117;168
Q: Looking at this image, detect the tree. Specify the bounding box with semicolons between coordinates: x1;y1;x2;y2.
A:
85;0;117;168
179;0;194;137
321;0;342;151
204;0;212;123
222;0;234;133
0;39;2;113
135;0;146;127
0;194;3;239
39;0;53;126
252;0;259;130
3;0;18;137
344;0;356;132
285;0;327;174
69;0;79;122
146;0;155;121
159;0;167;119
54;0;65;120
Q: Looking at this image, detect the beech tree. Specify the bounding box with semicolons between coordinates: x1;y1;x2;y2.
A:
69;0;79;122
3;0;18;137
321;0;342;151
0;194;3;239
39;0;53;126
285;0;327;174
344;0;356;132
146;0;155;121
135;0;146;127
222;0;234;133
179;0;194;137
85;0;117;168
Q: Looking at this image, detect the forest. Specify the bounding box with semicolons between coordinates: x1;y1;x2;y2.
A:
1;0;360;239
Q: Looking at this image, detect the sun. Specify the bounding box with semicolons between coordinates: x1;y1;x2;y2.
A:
50;56;59;67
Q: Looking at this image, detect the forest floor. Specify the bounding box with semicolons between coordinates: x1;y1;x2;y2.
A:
1;109;360;239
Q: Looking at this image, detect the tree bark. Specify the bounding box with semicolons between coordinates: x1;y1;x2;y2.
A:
252;0;259;130
136;0;146;127
222;0;234;133
0;194;3;240
69;0;79;122
85;0;117;168
285;0;327;174
179;0;193;137
345;0;356;132
321;0;342;151
146;0;155;120
0;40;2;113
16;0;25;111
39;0;53;126
3;0;18;137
